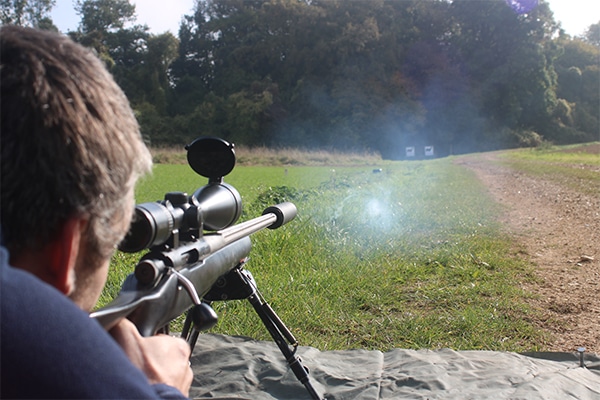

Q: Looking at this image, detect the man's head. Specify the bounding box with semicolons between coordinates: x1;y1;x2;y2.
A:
0;26;152;310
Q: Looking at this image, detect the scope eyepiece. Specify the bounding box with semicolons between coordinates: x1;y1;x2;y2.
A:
119;200;183;253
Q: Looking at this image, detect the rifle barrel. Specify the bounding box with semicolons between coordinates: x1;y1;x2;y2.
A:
202;201;297;253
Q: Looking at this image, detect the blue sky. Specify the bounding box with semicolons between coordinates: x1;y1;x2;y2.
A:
51;0;598;37
51;0;195;34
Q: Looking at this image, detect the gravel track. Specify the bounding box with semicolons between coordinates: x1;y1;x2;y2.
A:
456;150;599;354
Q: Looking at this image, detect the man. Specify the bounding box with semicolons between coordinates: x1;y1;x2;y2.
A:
0;25;192;398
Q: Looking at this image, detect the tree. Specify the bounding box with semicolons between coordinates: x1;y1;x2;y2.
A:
154;0;590;150
583;22;600;47
1;0;57;29
75;0;135;33
446;0;560;148
142;33;179;112
553;36;600;142
69;0;150;96
69;0;181;128
69;0;142;66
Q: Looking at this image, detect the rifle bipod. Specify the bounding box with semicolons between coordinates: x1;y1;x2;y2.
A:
181;263;324;400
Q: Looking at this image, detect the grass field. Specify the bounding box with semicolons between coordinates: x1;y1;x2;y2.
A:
498;142;600;196
100;143;598;352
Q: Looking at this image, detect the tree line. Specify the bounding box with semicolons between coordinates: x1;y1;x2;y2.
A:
2;0;599;158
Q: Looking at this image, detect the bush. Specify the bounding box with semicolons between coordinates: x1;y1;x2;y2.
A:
514;129;545;148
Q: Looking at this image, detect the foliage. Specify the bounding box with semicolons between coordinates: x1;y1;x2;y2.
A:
1;0;56;29
75;0;135;32
553;37;600;143
583;22;600;47
65;0;180;122
4;0;599;155
162;0;596;155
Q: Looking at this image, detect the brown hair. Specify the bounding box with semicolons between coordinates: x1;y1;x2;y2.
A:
1;25;152;261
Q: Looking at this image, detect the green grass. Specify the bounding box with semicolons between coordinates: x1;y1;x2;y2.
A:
233;160;543;351
497;142;600;196
100;152;552;352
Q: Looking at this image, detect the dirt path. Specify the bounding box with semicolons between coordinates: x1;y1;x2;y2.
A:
456;151;600;355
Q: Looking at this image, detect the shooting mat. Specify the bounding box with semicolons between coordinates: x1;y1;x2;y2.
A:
189;334;600;399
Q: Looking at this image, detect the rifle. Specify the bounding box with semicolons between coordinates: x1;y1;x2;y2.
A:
90;137;323;400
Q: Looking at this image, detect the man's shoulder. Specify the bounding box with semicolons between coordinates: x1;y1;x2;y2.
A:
1;245;84;322
0;244;115;369
0;245;187;400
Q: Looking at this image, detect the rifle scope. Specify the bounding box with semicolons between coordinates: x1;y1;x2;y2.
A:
118;137;241;253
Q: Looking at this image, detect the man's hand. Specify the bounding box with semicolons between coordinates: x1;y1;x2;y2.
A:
110;318;193;397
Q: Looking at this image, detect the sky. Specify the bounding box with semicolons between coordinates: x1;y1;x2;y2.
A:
51;0;195;34
51;0;599;37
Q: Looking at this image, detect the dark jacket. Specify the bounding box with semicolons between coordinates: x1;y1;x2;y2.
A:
0;244;187;399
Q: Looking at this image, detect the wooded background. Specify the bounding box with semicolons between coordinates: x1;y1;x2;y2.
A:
3;0;599;158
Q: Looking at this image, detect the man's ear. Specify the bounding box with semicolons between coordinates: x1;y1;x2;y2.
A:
46;218;87;295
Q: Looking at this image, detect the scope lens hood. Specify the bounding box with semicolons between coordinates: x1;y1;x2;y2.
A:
185;137;236;180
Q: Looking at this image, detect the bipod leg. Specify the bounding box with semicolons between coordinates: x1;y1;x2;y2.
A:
204;267;323;399
181;311;201;352
236;269;323;400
